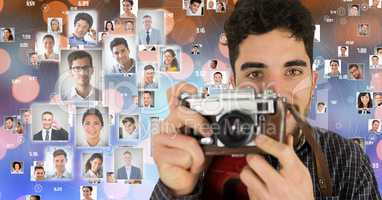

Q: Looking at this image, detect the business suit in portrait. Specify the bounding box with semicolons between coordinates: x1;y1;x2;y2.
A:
116;165;142;180
33;128;69;141
138;28;163;45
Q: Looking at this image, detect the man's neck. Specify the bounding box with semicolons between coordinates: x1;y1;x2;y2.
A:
45;49;53;56
122;59;133;71
56;169;65;177
73;33;84;40
75;85;92;98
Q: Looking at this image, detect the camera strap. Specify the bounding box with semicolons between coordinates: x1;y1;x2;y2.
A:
286;103;333;196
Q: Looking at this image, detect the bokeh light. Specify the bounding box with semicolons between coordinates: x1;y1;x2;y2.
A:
0;48;11;74
168;18;197;45
377;139;382;161
41;1;68;25
164;10;175;35
104;89;124;114
0;0;4;12
103;183;129;199
11;75;40;103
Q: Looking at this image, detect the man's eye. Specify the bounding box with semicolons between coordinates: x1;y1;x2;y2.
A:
285;68;303;77
247;71;264;79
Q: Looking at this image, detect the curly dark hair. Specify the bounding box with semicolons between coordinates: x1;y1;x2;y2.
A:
224;0;315;74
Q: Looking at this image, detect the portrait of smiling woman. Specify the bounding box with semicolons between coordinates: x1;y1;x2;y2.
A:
77;107;109;147
83;153;103;179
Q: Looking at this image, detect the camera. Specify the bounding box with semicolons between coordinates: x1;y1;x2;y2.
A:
182;88;285;155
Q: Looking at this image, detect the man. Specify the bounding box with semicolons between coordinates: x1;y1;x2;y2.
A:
326;59;341;77
209;71;229;89
138;15;162;45
377;47;382;56
371;55;380;68
29;195;40;200
369;119;380;133
33;111;68;141
209;59;218;69
142;91;154;108
374;92;382;106
4;117;14;130
34;166;45;181
187;0;203;16
22;110;32;125
38;34;59;61
191;44;200;55
29;52;39;66
116;150;142;179
339;46;348;57
349;4;360;16
47;149;72;179
371;0;382;8
150;0;380;199
68;12;96;48
61;50;101;101
119;116;139;140
109;37;136;74
140;64;158;89
82;186;94;200
317;102;326;113
358;24;369;36
348;64;363;80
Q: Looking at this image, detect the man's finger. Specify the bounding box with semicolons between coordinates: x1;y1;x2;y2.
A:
246;154;281;187
255;134;297;169
153;134;205;174
153;146;193;169
240;165;268;199
166;82;198;110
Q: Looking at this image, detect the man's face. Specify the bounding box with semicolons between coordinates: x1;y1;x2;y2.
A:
349;66;362;79
23;111;32;124
143;17;152;30
54;154;67;173
127;22;134;33
42;113;53;129
375;94;382;105
144;69;155;83
82;188;91;198
378;49;382;55
112;44;130;65
143;93;152;107
350;6;359;16
330;61;339;73
123;121;136;134
31;54;38;63
234;29;315;137
73;19;90;38
214;73;222;84
5;119;13;129
71;57;93;87
123;153;132;166
317;104;324;112
34;169;45;180
340;47;346;55
43;38;54;51
190;2;201;14
372;121;380;131
372;56;379;65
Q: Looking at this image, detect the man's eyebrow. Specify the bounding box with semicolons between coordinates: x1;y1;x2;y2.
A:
240;62;266;71
240;60;308;71
284;60;308;67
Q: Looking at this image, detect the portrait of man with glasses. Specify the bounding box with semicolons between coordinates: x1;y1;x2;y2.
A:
60;50;101;102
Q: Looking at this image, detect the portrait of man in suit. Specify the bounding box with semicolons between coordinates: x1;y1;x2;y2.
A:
116;150;142;180
138;14;162;45
33;111;68;141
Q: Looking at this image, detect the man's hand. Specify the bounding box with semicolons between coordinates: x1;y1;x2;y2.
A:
240;134;314;200
152;82;212;197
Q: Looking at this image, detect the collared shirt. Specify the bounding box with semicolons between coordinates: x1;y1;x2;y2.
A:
42;128;52;141
125;165;132;179
110;59;136;74
62;86;100;102
68;35;96;48
141;81;158;89
150;127;381;200
187;7;202;16
121;129;139;140
48;169;72;179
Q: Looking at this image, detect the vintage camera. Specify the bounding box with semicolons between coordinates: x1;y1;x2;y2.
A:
182;89;285;155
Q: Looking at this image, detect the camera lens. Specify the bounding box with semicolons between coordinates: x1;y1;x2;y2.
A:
216;111;255;147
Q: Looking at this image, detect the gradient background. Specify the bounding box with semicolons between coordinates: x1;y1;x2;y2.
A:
0;0;382;199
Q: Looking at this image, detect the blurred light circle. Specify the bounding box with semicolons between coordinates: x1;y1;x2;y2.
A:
12;75;40;103
42;1;68;25
0;48;11;74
